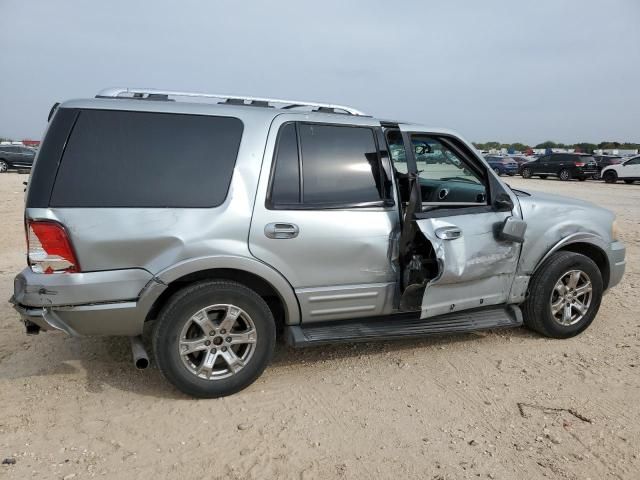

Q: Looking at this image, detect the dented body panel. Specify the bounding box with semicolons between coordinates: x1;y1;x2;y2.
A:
515;190;615;275
11;97;625;338
416;211;520;318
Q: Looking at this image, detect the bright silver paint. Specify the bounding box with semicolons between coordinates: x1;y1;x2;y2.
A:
11;90;626;337
97;87;368;116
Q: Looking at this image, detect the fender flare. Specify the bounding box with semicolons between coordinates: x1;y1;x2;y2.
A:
137;255;301;325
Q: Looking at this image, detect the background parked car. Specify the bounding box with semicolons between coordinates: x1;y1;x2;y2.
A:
601;155;640;184
0;145;36;172
484;155;519;176
592;155;623;179
508;155;531;167
520;153;598;181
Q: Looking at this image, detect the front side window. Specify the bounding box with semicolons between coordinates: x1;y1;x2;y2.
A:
410;135;487;205
269;123;389;208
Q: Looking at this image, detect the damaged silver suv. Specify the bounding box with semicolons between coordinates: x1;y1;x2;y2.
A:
11;88;626;398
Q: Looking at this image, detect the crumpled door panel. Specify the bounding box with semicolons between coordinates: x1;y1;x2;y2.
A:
416;213;520;318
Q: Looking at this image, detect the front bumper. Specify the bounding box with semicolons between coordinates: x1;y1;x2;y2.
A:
606;240;626;290
11;267;159;336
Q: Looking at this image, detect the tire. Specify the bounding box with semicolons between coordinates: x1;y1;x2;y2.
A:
493;168;501;176
153;280;276;398
523;251;603;339
538;175;548;179
578;177;587;181
521;168;532;179
0;160;8;173
603;170;617;184
624;180;634;184
559;169;572;181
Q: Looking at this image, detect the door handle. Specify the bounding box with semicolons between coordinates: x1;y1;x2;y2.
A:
264;223;299;239
435;226;462;240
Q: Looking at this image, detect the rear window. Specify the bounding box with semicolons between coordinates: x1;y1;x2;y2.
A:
49;109;243;208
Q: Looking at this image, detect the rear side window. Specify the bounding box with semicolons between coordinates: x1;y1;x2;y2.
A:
269;122;388;208
270;123;301;204
50;109;243;207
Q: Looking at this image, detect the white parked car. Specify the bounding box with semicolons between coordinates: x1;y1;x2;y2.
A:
601;155;640;184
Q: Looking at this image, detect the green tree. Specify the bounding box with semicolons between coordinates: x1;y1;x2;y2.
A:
535;141;558;149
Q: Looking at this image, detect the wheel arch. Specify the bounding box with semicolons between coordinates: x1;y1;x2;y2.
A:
534;236;610;289
140;256;301;327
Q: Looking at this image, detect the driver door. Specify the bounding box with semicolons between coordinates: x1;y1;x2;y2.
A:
397;128;524;319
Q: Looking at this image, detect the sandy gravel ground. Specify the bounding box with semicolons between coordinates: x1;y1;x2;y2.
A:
0;172;639;479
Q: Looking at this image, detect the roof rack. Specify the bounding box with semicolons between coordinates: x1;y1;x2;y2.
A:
95;87;367;116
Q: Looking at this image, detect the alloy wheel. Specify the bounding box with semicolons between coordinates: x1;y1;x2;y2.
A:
550;270;592;326
179;304;257;380
0;160;8;173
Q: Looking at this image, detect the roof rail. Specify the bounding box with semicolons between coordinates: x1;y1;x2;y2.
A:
96;87;367;116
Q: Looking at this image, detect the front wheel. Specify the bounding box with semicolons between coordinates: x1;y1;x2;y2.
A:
603;171;617;184
559;169;572;181
0;160;8;173
523;251;603;338
521;168;532;179
153;280;276;398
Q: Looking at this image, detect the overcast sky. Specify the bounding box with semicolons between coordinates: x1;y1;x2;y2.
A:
1;0;639;144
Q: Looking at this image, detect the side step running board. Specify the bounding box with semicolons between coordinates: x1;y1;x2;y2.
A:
285;305;523;347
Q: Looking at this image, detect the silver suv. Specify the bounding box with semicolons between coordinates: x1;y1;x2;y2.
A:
11;87;626;398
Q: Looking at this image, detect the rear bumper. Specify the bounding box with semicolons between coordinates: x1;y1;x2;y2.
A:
606;240;626;290
11;267;161;336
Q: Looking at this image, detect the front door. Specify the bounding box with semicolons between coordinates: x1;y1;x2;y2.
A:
250;115;400;323
396;128;524;318
622;156;640;178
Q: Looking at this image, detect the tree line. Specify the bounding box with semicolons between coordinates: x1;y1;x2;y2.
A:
473;141;640;153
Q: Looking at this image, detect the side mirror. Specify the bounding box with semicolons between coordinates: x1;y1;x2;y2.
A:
494;193;514;211
499;216;527;243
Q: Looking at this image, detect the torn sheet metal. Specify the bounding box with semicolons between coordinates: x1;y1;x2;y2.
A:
416;212;521;318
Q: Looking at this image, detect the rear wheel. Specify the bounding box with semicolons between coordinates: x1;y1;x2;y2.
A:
493;167;501;176
0;160;8;173
603;170;617;184
523;251;603;338
521;168;532;179
559;169;572;181
153;280;276;398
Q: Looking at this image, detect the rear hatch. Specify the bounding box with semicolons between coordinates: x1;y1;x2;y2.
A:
576;156;598;171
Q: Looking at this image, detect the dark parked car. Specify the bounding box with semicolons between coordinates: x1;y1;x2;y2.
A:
520;153;598;181
484;155;519;176
592;155;623;179
0;145;36;172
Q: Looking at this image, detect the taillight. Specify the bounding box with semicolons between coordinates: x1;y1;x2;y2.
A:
574;162;585;167
27;220;80;274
